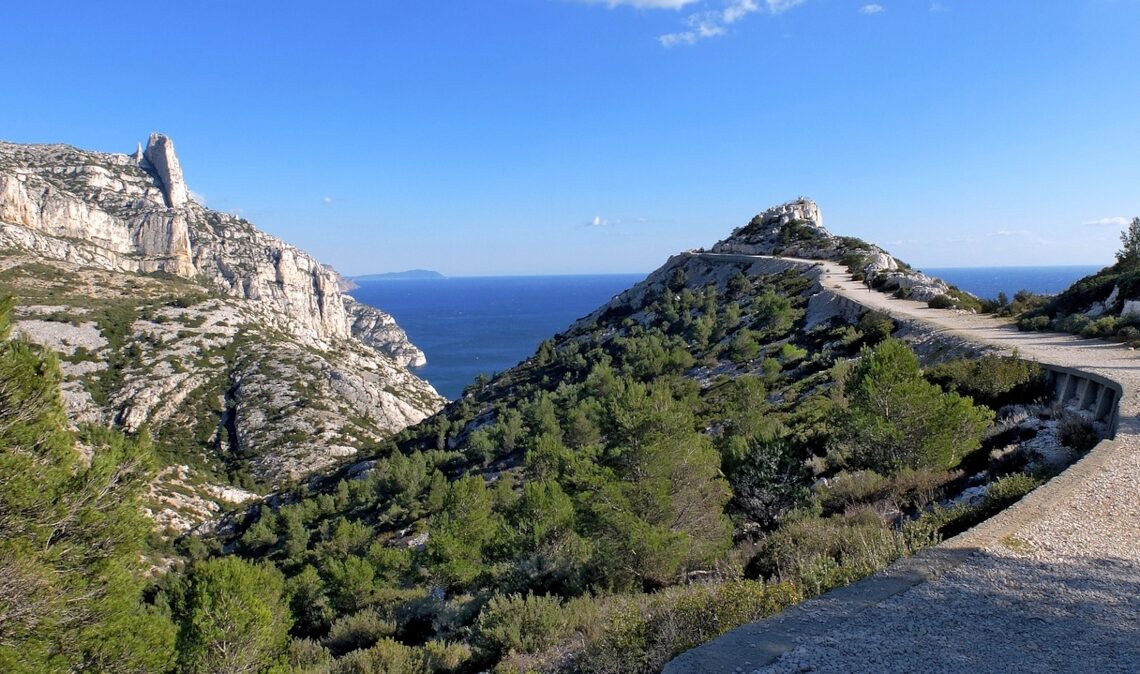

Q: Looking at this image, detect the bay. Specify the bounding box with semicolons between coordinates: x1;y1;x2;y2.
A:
350;274;643;400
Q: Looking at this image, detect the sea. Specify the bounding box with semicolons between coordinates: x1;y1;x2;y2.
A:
351;275;643;400
351;265;1103;400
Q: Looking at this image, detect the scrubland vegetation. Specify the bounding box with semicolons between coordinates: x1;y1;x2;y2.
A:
0;255;1088;672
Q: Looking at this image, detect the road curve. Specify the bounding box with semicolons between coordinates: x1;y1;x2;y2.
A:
666;254;1140;674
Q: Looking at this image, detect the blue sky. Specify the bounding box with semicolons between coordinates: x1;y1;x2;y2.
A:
3;1;1138;275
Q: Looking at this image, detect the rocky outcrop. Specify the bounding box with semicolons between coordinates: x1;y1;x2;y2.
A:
345;297;427;367
141;133;190;208
713;198;961;305
711;197;837;259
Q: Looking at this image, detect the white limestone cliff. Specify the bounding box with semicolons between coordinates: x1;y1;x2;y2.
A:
141;132;190;208
0;135;421;346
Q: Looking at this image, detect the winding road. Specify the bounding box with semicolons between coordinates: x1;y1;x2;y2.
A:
666;254;1140;674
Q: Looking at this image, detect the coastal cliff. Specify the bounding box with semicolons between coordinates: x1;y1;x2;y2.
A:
0;134;443;531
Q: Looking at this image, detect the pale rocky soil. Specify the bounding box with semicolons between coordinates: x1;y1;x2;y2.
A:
669;255;1140;674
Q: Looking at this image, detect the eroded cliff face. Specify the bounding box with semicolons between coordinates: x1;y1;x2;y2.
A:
0;135;428;352
0;135;443;531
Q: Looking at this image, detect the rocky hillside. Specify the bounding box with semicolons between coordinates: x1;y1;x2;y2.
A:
195;200;1077;673
0;134;444;531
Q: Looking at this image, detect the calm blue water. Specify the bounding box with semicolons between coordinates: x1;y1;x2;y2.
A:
351;275;643;400
923;265;1102;301
353;266;1105;400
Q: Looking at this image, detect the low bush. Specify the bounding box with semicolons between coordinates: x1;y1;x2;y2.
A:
422;640;472;672
1057;413;1099;452
857;311;894;345
816;471;888;515
748;513;910;597
324;608;397;656
1081;316;1118;339
928;294;956;310
1018;315;1052;332
567;580;801;674
983;473;1041;510
475;592;570;657
332;638;426;674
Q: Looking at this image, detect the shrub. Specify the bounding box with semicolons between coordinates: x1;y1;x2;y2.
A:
927;294;956;309
1055;313;1092;335
727;330;761;362
885;467;956;510
333;638;426;674
423;640;472;672
1116;325;1140;343
1081;316;1118;338
286;638;334;671
1018;315;1052;332
1057;413;1099;452
779;343;808;363
857;311;894;345
324;608;397;656
569;580;801;674
749;513;910;597
475;593;569;657
816;471;889;515
983;473;1041;510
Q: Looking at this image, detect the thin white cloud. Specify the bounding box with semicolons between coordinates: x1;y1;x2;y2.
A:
659;0;796;47
766;0;805;14
860;4;884;14
929;2;948;12
573;0;700;8
992;229;1030;237
1083;216;1130;227
586;215;653;227
322;196;335;205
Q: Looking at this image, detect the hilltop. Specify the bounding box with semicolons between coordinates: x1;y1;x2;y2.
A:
0;134;444;531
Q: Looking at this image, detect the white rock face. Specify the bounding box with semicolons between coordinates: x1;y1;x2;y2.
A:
345;297;427;367
0;136;418;345
1120;300;1140;319
142;133;190;208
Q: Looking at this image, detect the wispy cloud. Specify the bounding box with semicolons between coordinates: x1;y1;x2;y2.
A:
765;0;805;14
322;196;336;205
658;0;805;47
572;0;700;8
586;215;652;227
991;229;1029;237
1083;216;1130;227
929;2;948;12
860;4;884;14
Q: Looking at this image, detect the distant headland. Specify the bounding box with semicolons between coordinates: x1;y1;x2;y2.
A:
353;269;446;281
